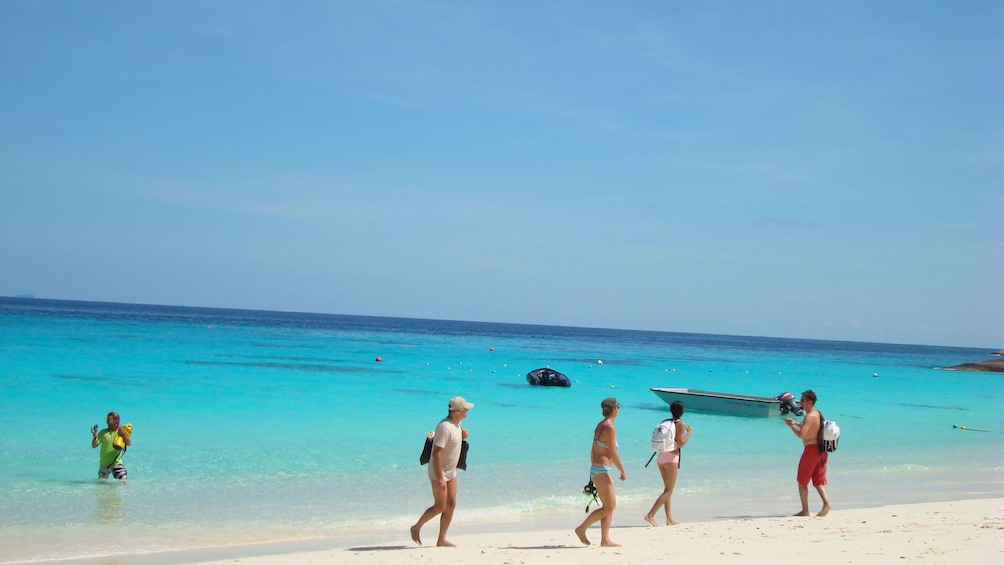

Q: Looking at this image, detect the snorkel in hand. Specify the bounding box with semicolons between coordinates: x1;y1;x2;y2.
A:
582;480;599;512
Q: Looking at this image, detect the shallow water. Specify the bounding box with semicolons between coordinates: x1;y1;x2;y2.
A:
2;297;1002;563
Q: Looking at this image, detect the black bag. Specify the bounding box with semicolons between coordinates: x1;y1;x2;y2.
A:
419;433;434;465
457;440;469;471
419;432;470;472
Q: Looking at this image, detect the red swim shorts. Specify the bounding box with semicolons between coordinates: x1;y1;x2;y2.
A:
797;444;828;486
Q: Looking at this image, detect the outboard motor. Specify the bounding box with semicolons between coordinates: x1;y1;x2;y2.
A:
777;391;804;417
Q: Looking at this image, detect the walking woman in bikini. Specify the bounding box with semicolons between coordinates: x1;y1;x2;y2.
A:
575;397;627;547
644;400;692;526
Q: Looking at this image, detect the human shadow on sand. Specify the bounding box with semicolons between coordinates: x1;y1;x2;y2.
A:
502;544;578;550
345;545;413;551
715;513;790;520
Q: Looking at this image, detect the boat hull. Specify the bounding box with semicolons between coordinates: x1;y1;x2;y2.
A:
650;387;782;417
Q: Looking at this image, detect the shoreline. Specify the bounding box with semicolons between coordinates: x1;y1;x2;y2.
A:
13;497;1002;565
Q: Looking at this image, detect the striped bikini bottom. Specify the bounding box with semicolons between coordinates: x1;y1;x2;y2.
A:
589;463;612;477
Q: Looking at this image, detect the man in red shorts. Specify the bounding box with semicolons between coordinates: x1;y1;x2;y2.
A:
785;390;831;516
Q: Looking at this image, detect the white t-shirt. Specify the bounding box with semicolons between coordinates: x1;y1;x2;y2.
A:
428;417;463;481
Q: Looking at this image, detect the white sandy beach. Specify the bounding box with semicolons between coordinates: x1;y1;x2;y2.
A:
177;498;1002;565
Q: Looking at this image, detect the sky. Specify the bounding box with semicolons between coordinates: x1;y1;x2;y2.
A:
1;1;1001;348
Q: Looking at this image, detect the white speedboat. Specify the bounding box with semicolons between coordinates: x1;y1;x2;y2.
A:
650;387;802;417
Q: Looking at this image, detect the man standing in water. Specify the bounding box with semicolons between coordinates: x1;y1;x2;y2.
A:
91;411;132;481
411;396;472;547
785;390;831;516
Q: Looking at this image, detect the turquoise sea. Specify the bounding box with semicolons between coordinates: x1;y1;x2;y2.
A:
2;297;1002;563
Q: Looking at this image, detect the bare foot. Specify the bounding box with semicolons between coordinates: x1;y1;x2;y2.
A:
410;524;422;546
600;540;622;547
437;540;456;547
817;505;831;517
574;525;591;546
792;510;810;517
644;515;659;527
667;519;679;526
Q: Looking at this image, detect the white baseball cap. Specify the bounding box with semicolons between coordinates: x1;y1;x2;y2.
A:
448;396;474;411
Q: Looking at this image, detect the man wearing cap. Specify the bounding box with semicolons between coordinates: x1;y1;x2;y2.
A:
410;396;473;547
91;411;132;481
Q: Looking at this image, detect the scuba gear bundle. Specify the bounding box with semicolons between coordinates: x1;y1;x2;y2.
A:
582;480;599;512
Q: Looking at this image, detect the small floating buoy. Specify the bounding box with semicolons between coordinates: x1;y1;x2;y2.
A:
375;357;382;362
489;347;494;351
873;373;879;378
207;326;212;330
597;360;603;365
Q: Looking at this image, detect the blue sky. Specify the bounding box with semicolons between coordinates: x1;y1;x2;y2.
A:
1;1;1001;348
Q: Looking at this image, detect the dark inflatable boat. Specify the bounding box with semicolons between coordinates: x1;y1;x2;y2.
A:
526;367;571;387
